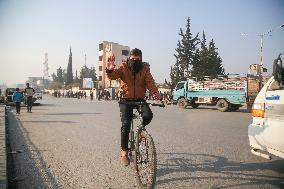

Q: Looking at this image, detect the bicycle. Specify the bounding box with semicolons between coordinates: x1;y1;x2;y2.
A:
119;100;165;189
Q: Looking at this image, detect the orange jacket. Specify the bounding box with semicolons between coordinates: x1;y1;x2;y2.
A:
106;62;161;100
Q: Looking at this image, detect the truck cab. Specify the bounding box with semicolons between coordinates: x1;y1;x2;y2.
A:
172;81;187;103
248;54;284;159
173;80;202;109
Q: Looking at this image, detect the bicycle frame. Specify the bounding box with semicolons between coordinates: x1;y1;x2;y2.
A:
128;107;145;155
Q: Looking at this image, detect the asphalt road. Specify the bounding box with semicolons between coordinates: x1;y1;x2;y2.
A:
6;95;284;189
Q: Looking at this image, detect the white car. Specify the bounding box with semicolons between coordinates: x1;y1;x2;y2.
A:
248;55;284;159
34;92;43;100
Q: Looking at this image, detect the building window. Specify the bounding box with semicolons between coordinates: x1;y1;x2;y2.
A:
99;56;103;61
99;43;103;51
122;50;129;56
99;66;102;71
99;76;102;81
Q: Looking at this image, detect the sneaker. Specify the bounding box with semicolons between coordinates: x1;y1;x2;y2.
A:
120;150;129;166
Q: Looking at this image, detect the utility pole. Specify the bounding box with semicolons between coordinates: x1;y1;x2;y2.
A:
242;24;284;90
258;24;284;88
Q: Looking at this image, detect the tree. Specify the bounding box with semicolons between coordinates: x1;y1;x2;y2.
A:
89;66;97;82
51;66;64;83
63;69;67;84
74;70;80;83
191;31;225;79
191;31;209;79
169;17;199;88
48;82;64;90
166;63;182;90
79;65;89;84
191;48;202;79
51;73;58;82
66;48;74;85
177;17;199;78
79;65;97;87
57;66;64;83
207;39;225;77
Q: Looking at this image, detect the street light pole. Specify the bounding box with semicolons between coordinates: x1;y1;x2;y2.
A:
258;34;265;91
242;24;284;71
259;24;284;88
258;24;284;71
260;35;264;67
242;24;284;92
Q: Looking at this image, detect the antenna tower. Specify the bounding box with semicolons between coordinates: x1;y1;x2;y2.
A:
43;53;49;79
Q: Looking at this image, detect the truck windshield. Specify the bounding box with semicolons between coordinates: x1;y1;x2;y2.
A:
176;83;184;90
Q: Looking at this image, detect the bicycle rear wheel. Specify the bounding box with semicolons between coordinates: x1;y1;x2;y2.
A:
134;130;157;189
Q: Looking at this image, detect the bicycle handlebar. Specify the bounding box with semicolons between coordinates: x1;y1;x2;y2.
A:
150;103;165;108
119;100;165;108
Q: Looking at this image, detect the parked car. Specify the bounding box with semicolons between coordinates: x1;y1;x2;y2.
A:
5;88;24;105
34;91;43;100
0;95;4;103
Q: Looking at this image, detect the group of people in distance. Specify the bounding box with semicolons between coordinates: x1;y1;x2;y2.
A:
52;90;88;99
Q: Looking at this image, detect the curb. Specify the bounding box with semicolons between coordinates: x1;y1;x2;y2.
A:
0;105;7;189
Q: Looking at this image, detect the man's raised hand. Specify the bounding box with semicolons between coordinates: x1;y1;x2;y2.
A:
106;55;115;70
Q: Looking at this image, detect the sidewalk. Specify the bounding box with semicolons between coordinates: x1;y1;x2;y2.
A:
0;105;7;189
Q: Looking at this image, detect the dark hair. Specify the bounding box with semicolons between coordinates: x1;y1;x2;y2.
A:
130;48;142;60
16;88;19;91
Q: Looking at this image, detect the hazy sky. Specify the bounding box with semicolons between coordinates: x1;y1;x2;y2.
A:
0;0;283;86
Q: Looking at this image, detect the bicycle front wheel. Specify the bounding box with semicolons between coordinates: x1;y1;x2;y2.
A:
134;130;157;189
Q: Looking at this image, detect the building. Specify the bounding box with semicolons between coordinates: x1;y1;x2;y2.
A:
26;77;43;87
26;77;51;90
97;41;130;89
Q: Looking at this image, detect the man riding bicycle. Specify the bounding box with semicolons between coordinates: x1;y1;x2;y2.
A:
106;48;162;166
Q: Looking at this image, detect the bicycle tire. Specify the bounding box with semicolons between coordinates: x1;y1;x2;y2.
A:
134;130;157;189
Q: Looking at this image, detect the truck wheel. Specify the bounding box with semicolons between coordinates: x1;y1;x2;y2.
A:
191;101;199;109
178;98;188;109
216;99;230;112
230;104;240;111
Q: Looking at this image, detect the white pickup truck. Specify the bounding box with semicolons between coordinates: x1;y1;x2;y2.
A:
248;54;284;159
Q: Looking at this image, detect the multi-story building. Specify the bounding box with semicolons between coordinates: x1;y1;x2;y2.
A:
97;41;130;89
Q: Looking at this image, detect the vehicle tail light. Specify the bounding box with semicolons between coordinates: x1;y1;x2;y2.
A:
251;103;265;118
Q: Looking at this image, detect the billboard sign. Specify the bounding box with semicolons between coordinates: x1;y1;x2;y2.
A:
83;78;93;89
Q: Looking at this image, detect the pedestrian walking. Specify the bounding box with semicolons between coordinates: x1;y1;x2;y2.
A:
24;83;35;113
12;88;23;115
105;90;111;100
90;90;94;101
98;88;104;101
84;91;87;99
